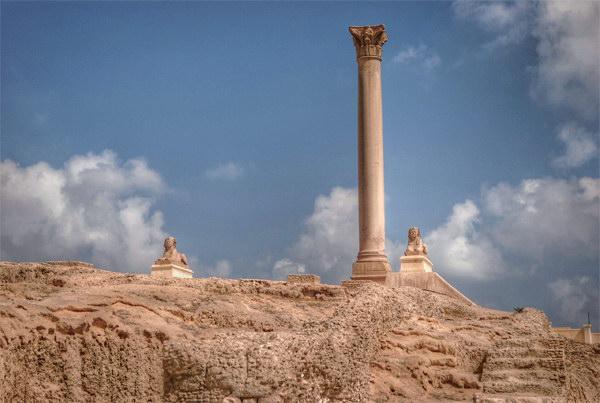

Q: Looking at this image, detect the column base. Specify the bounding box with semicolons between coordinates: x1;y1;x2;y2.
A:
351;260;391;284
151;263;193;279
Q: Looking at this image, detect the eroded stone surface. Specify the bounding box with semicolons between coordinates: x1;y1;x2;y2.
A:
1;261;599;402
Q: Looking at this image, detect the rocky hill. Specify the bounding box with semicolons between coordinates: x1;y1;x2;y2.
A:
1;261;598;402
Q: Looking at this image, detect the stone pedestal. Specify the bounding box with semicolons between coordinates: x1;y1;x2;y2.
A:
349;25;392;282
151;263;193;279
400;255;433;273
351;261;391;284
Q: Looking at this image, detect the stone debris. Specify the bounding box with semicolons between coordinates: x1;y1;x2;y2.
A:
0;261;599;402
286;274;320;284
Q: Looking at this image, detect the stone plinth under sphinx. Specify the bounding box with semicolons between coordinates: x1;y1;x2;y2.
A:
399;255;433;273
150;262;193;279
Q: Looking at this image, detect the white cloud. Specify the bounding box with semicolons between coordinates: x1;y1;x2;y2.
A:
552;124;598;169
272;258;306;280
483;177;600;262
0;150;167;272
205;162;244;181
276;187;358;283
454;1;599;119
202;259;233;278
427;177;599;280
426;200;507;280
453;0;533;48
548;276;597;326
532;1;600;120
393;44;441;71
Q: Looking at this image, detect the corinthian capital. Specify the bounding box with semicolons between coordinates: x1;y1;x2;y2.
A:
349;25;388;60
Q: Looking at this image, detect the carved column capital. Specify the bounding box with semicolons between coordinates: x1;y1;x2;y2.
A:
349;25;388;61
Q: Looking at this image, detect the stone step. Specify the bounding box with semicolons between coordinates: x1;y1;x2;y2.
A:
492;338;563;350
486;351;563;362
492;339;539;348
485;356;565;371
481;369;566;384
482;379;564;396
474;394;566;403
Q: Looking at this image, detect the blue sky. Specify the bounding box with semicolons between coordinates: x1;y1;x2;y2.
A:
1;1;598;328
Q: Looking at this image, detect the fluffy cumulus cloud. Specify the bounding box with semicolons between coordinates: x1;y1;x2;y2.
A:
274;187;358;283
548;276;598;326
393;44;441;71
426;200;506;280
483;177;600;262
272;258;306;279
429;177;599;325
452;0;533;48
454;1;599;120
430;177;599;276
0;150;167;272
532;1;600;120
552;124;598;169
204;162;244;181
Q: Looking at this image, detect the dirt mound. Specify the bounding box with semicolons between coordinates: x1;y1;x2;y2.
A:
1;261;598;402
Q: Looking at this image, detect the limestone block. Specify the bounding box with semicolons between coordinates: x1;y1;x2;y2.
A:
287;274;320;284
150;263;193;279
400;255;433;273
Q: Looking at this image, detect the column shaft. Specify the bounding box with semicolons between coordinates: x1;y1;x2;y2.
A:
349;25;391;283
357;58;387;262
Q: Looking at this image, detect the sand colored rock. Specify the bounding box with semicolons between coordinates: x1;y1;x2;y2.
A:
1;261;599;402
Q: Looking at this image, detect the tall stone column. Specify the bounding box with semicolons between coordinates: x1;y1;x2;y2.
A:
349;25;391;283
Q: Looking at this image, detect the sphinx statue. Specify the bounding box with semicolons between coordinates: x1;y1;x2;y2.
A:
154;236;188;267
404;227;428;256
151;236;193;278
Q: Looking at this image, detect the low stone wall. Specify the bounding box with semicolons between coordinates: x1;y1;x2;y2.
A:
553;324;599;344
554;327;584;342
